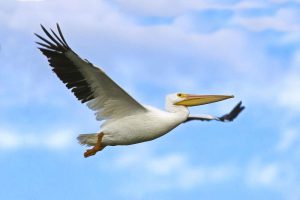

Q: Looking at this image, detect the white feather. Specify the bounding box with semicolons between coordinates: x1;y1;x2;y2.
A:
65;51;147;121
100;105;189;146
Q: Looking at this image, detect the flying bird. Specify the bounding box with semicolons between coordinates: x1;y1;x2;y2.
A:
35;24;245;158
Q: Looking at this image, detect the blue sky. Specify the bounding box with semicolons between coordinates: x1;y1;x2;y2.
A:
1;0;300;199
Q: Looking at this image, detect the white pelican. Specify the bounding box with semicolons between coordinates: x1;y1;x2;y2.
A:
35;24;244;158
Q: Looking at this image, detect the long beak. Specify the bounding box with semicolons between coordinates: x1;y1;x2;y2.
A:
175;94;234;107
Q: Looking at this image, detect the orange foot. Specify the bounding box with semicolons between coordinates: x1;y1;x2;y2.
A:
84;133;105;158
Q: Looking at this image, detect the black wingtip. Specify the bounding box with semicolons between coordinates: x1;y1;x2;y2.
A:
35;41;50;48
35;23;71;52
40;24;46;31
237;101;245;111
56;23;70;48
219;101;245;122
40;24;48;34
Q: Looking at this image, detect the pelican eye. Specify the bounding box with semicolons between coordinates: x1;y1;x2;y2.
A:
177;93;183;97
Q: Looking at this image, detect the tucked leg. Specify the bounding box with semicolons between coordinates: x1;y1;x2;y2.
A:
84;133;105;158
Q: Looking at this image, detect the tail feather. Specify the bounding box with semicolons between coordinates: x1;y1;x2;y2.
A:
77;133;98;146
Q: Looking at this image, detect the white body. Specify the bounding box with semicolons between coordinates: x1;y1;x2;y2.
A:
87;105;189;146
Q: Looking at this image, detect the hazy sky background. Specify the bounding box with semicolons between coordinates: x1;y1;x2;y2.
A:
1;0;300;199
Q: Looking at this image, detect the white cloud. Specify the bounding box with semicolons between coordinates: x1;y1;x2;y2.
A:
45;130;74;149
17;0;44;2
233;1;266;10
110;145;300;199
280;32;300;44
0;130;21;149
112;0;198;17
0;0;117;32
245;159;300;200
275;51;300;112
112;0;266;17
233;8;300;32
146;154;186;175
269;0;300;3
0;128;74;151
246;160;280;187
277;129;298;152
108;144;236;196
277;74;300;111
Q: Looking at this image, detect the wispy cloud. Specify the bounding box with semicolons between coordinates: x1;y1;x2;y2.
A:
245;158;300;200
276;129;298;152
275;50;300;112
0;130;21;150
246;160;280;188
233;8;300;32
269;0;300;3
0;128;74;151
17;0;45;2
112;0;266;17
106;145;237;197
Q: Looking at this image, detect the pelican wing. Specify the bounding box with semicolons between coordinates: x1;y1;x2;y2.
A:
185;101;245;122
35;24;147;121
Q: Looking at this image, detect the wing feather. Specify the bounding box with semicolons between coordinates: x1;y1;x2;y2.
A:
36;23;147;120
184;101;245;122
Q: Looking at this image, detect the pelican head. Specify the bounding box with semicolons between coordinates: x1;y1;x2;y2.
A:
168;93;234;107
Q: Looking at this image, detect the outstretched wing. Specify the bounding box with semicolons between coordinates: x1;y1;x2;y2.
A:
184;101;245;122
35;24;147;121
